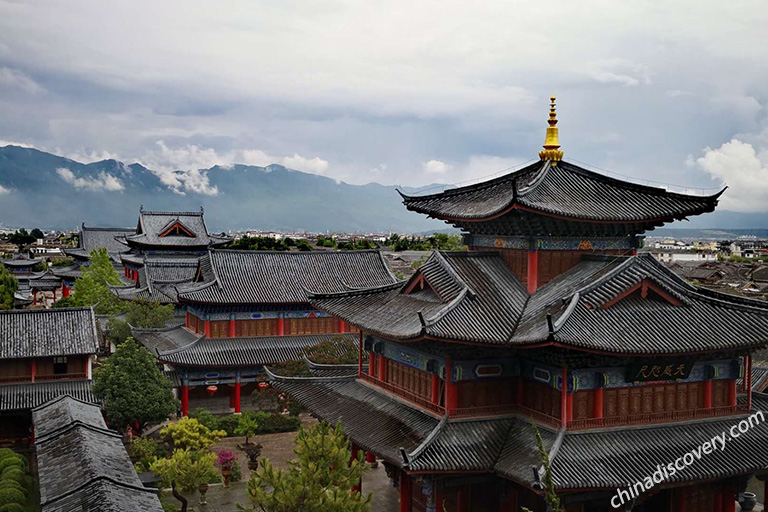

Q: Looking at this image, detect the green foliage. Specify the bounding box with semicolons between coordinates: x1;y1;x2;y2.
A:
295;239;312;251
51;296;78;308
190;408;221;432
230;458;242;482
304;335;358;364
66;247;125;314
235;414;260;445
105;317;132;346
228;236;289;251
0;502;25;512
8;229;35;251
216;414;242;436
50;258;76;268
0;488;24;507
250;412;300;434
0;458;22;474
187;410;301;437
270;359;311;377
129;437;164;459
239;422;370;512
150;449;219;493
521;423;562;512
284;237;295;247
0;265;18;311
385;232;466;252
0;450;15;461
125;298;175;328
315;236;336;248
29;228;44;239
92;337;178;433
0;469;22;485
160;417;226;451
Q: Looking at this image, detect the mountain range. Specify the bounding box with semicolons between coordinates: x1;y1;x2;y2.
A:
0;145;766;233
0;146;447;233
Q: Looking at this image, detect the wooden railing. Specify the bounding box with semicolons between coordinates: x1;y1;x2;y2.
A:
0;375;32;384
359;373;446;415
567;405;745;430
35;373;88;381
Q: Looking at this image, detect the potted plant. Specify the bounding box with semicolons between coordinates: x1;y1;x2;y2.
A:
243;443;263;471
216;449;238;488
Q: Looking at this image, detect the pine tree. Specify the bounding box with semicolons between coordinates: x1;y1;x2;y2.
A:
522;422;562;512
63;247;125;314
0;264;18;310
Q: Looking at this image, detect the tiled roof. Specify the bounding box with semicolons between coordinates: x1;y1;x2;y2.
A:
80;226;135;254
33;395;163;512
112;255;203;304
27;271;62;290
305;357;365;378
0;379;96;411
1;257;42;267
0;308;99;360
269;372;439;466
400;160;722;224
51;265;83;280
131;324;198;354
178;249;399;305
310;252;768;354
156;331;358;367
124;209;231;248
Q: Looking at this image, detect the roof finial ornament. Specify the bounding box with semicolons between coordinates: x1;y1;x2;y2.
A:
539;95;564;165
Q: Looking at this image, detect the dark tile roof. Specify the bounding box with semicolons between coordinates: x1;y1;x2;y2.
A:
112;255;202;304
51;265;83;280
131;324;199;354
177;249;399;305
33;395;163;512
28;271;62;290
0;308;99;360
400;160;722;224
124;208;230;248
305;357;365;378
1;257;43;267
156;332;358;367
269;372;439;466
80;226;135;254
0;379;96;411
310;252;768;354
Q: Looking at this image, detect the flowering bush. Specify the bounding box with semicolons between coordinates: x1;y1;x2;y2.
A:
216;450;238;471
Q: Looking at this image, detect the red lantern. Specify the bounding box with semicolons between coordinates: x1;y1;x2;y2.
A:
258;382;270;390
206;385;218;397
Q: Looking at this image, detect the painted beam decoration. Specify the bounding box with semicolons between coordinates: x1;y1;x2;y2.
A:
468;234;642;251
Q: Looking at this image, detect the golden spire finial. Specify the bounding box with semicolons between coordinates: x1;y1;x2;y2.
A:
539;95;564;164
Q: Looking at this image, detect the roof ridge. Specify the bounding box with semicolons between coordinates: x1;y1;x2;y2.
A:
156;334;206;356
404;415;449;466
516;160;552;197
0;306;93;316
307;280;405;300
263;365;356;383
141;210;204;216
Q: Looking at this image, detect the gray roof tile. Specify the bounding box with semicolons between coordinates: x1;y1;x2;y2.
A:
0;380;96;411
0;308;99;360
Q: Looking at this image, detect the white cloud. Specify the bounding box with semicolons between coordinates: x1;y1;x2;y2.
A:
588;59;652;87
63;148;121;164
694;139;768;212
422;160;452;174
282;153;329;174
0;184;9;195
0;140;34;149
0;67;43;93
56;167;125;192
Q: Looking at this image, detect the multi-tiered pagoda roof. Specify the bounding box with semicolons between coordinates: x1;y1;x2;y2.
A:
120;207;231;251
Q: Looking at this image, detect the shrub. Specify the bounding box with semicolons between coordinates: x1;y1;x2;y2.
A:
0;487;24;506
252;412;301;434
159;417;226;451
0;481;23;496
0;457;23;474
0;469;23;484
216;414;240;436
229;459;242;482
150;449;219;493
129;437;163;459
0;451;14;462
0;503;25;512
190;408;220;432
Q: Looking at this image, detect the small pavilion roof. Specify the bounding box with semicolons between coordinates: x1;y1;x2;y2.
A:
0;379;96;412
111;255;202;304
64;225;135;262
399;160;723;225
51;264;83;280
0;308;99;360
177;249;399;305
151;330;358;367
309;252;768;355
27;270;62;290
123;208;231;249
33;395;163;512
1;256;43;267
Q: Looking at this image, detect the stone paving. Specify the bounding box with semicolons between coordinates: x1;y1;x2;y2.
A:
164;415;400;511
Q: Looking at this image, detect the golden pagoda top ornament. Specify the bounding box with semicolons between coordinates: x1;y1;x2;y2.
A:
538;95;564;164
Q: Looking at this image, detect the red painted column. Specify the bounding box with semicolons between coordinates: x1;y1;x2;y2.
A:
229;385;235;409
30;360;36;383
399;472;412;512
204;320;211;338
181;385;189;417
561;367;568;428
431;374;440;405
234;381;241;414
369;353;376;378
723;484;735;512
703;380;713;408
593;387;604;420
350;443;361;493
714;490;723;512
62;285;69;298
445;358;457;415
457;488;468;512
52;289;57;301
566;392;574;423
338;318;346;333
33;291;37;305
358;331;363;378
365;451;377;466
526;250;539;294
185;312;190;328
748;356;754;411
229;318;236;338
277;317;285;336
378;354;387;383
728;380;737;407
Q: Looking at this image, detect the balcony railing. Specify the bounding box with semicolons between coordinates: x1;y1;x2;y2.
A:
0;373;88;384
0;375;32;384
359;373;446;415
567;405;746;430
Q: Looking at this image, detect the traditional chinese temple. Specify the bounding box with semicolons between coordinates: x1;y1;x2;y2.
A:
0;308;99;443
131;249;398;415
269;98;768;512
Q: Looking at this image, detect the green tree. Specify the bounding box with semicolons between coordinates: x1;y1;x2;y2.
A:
304;335;358;364
239;422;371;512
160;417;226;451
126;298;175;328
30;228;44;240
235;414;260;445
8;229;35;251
295;240;312;252
92;337;178;433
522;423;562;512
0;265;18;311
64;247;125;314
151;449;219;492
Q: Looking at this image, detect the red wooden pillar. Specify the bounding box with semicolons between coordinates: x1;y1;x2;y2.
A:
33;290;37;305
350;443;362;493
714;490;723;512
445;358;457;414
378;354;387;383
566;392;574;423
338;318;346;333
748;355;754;411
185;312;190;328
277;317;285;336
234;381;241;414
399;472;412;512
62;285;69;298
181;385;189;417
431;374;440;405
229;385;235;408
204;320;211;338
30;360;36;383
526;249;539;294
675;488;687;512
434;482;444;512
593;387;604;420
457;488;468;512
366;451;377;466
229;318;236;337
561;367;568;428
728;380;737;407
52;288;57;301
703;380;713;408
369;353;376;378
723;484;735;512
358;331;363;378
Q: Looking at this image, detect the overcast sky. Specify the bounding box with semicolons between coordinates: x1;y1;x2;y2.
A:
0;0;767;212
